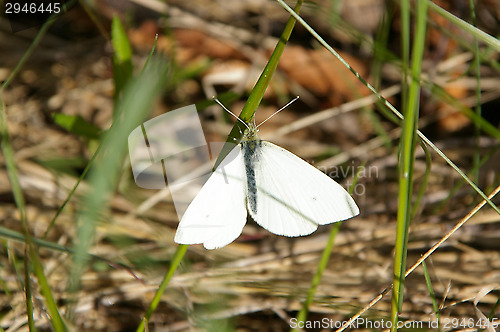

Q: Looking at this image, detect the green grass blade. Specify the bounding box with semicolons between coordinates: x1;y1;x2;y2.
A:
24;248;37;332
1;93;68;331
214;0;303;169
489;297;500;320
292;164;363;330
67;57;169;317
1;226;75;253
293;225;341;331
30;246;68;331
1;22;50;90
111;15;134;100
52;113;102;139
43;145;101;238
0;226;141;277
400;0;410;129
238;1;302;122
469;0;482;184
141;34;160;74
422;260;440;330
0;244;12;297
428;1;500;51
392;0;410;321
391;1;428;328
136;244;189;332
0;0;78;90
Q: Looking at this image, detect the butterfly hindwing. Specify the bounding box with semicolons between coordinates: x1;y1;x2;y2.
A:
249;140;359;237
174;146;247;249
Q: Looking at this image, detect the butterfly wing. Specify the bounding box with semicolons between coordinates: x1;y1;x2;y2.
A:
250;141;359;237
174;146;247;249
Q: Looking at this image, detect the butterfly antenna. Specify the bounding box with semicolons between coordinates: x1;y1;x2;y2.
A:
257;96;300;129
213;97;250;130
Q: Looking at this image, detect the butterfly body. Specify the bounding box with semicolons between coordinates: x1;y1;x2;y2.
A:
241;138;262;216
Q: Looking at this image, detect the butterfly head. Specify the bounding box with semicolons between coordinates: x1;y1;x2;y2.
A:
213;96;299;143
241;121;259;141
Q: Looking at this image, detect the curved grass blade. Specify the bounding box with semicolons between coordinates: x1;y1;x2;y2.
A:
428;1;500;51
214;0;303;169
135;244;189;332
67;57;169;318
111;15;134;100
1;94;67;331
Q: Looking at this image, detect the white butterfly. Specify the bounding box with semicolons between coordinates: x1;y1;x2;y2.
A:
174;100;359;249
